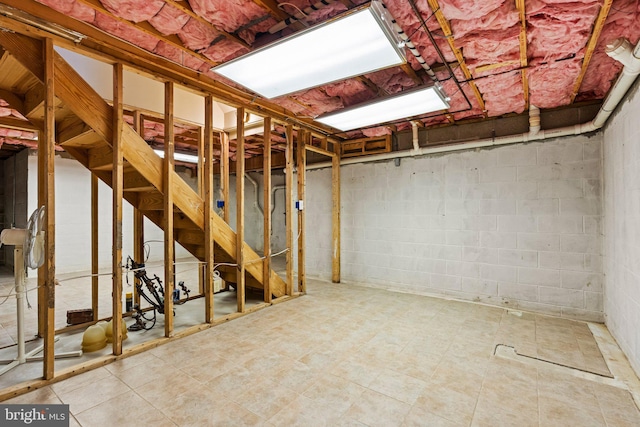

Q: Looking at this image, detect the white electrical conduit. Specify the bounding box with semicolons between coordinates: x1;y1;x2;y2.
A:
244;174;287;216
269;0;335;33
383;4;437;82
304;37;640;171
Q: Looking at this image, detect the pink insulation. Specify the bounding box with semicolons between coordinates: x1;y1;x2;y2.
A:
154;41;183;64
475;72;526;116
94;13;159;51
440;0;506;21
288;88;343;116
99;0;164;23
178;18;218;51
36;0;95;22
189;0;271;34
362;127;392;137
148;4;189;36
578;0;640;99
324;79;377;107
202;40;249;63
529;58;583;108
0;128;37;139
24;0;640;135
365;68;417;94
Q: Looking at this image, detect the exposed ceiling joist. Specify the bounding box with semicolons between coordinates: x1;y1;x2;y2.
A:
0;88;25;116
571;0;613;103
74;0;218;66
163;0;250;49
252;0;306;31
0;0;338;136
426;0;486;115
0;116;39;131
515;0;529;109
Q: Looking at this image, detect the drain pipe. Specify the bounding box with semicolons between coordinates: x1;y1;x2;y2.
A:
305;37;640;171
529;105;540;135
411;121;420;151
244;173;264;216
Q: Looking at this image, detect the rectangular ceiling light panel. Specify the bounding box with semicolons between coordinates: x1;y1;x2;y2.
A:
315;86;450;131
212;1;405;99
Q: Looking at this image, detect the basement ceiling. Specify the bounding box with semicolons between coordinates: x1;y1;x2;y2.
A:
0;0;639;157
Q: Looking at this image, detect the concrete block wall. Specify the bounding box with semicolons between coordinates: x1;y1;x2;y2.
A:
603;80;640;375
305;134;604;321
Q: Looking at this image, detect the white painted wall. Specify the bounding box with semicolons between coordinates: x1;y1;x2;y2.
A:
56;47;225;129
603;80;640;375
27;154;196;274
303;134;604;321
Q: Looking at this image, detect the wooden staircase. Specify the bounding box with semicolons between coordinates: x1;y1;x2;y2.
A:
0;32;286;297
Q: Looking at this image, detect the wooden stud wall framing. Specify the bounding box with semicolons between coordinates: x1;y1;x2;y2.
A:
132;110;144;308
285;125;294;296
91;174;99;320
112;62;124;355
41;37;56;379
297;129;306;294
236;107;246;313
263;117;272;303
221;131;230;223
332;152;341;283
204;95;215;323
163;81;175;337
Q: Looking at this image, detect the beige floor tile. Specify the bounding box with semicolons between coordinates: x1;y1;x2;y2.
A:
4;386;61;404
344;389;411;427
303;374;367;416
539;396;605;427
268;395;340;427
75;391;176;427
403;405;465;427
429;361;485;396
159;388;263;426
234;378;296;419
132;371;204;404
330;356;384;388
59;375;131;415
368;368;428;404
273;360;322;394
412;384;477;425
5;279;640;427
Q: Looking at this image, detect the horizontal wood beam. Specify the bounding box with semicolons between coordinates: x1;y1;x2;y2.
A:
305;144;336;158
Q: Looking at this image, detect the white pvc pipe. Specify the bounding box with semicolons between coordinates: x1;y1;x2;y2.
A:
244;173;263;216
304;38;640;171
411;121;420;151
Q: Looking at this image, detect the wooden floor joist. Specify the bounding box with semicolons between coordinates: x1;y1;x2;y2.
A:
426;0;486;115
515;0;529;109
571;0;613;102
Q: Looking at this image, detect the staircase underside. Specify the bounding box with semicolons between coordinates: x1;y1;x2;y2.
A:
0;32;286;298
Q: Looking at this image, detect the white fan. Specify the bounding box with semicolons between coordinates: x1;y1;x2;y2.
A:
0;206;81;376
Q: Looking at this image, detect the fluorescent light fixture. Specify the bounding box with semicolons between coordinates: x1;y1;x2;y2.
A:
154;149;199;164
315;85;450;131
211;1;405;99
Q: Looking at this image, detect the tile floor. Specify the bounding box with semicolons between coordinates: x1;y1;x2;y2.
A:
4;277;640;426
